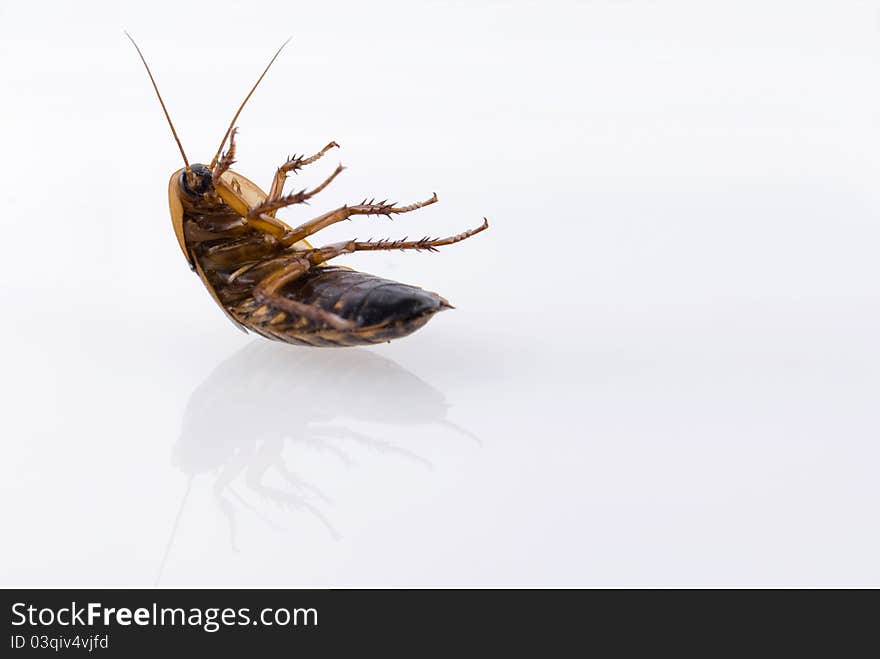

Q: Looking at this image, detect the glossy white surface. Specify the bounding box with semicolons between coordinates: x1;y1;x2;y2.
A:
1;0;878;586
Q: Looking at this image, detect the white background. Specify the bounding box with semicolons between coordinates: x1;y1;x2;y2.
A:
1;0;878;586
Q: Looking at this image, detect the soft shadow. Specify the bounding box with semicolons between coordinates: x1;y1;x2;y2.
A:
157;341;477;583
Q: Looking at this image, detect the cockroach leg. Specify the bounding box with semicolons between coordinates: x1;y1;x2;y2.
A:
279;193;439;247
252;256;356;331
267;141;339;202
212;127;238;180
248;164;344;218
350;218;489;252
296;218;489;264
210;128;293;238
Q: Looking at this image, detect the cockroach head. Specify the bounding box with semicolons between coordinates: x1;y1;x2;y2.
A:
180;164;214;197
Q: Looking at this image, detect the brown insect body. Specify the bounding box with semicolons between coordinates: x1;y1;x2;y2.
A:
174;164;454;346
127;35;487;347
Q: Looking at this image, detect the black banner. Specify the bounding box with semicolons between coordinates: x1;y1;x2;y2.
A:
1;589;874;655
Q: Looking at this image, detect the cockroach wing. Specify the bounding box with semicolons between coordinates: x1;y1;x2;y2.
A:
168;168;246;333
168;168;192;267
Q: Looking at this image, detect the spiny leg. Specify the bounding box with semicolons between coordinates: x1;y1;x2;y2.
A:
267;141;339;202
210;129;341;237
302;218;490;261
351;218;489;252
251;256;356;331
208;128;291;237
279;193;439;247
212;127;238;180
249;163;344;218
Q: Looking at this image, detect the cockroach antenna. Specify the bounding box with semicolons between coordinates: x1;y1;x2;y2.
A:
125;31;191;172
209;37;293;169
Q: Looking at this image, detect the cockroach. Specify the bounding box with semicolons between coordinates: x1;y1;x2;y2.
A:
127;34;488;346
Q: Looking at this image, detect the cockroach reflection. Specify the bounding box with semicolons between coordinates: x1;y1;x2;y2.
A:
159;343;477;567
127;34;488;346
